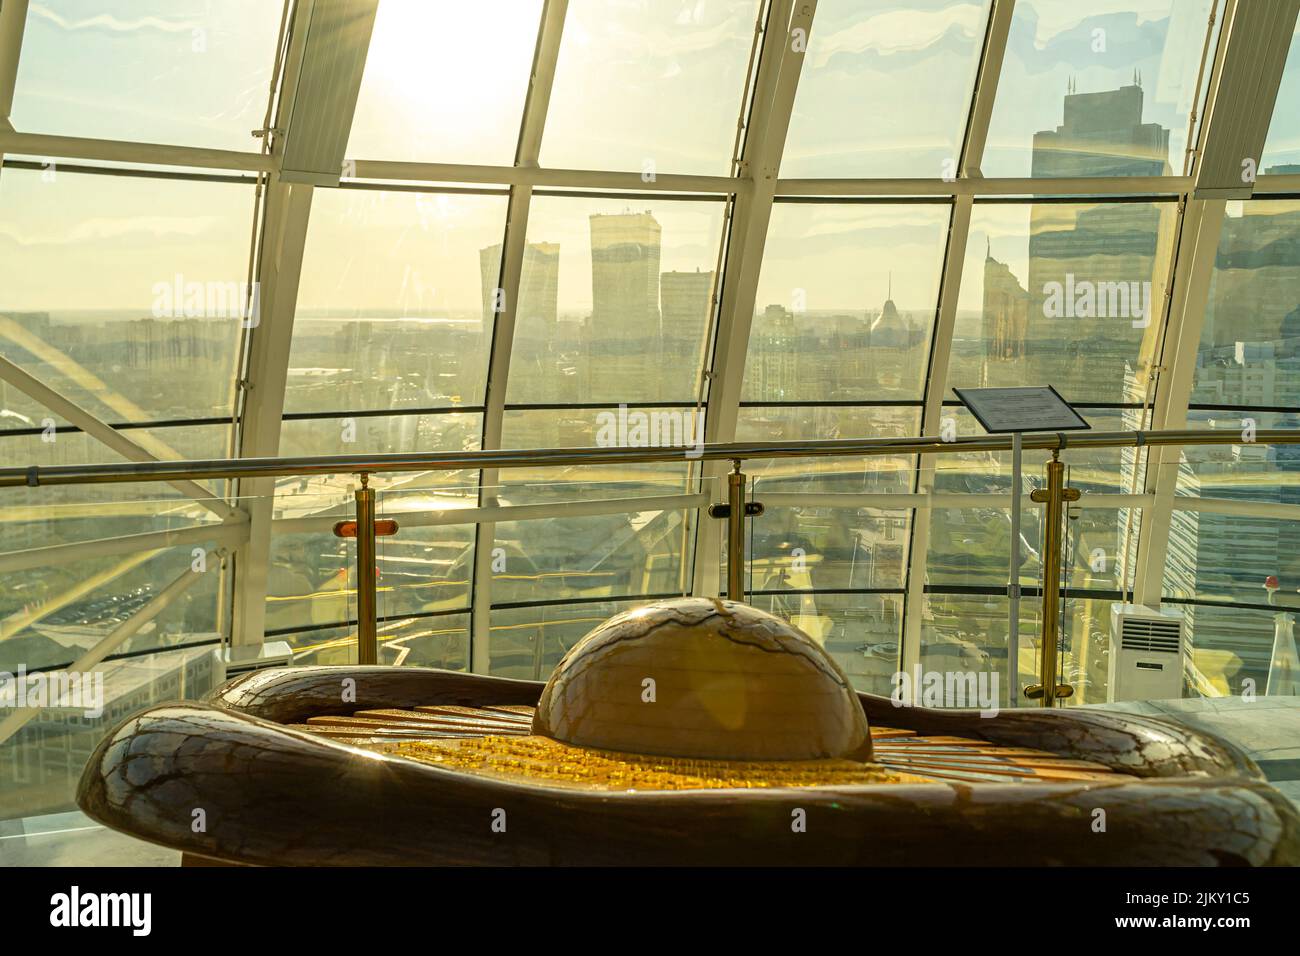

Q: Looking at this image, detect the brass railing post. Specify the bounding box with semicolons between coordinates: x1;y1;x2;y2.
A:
355;472;378;665
727;460;746;602
1025;451;1079;707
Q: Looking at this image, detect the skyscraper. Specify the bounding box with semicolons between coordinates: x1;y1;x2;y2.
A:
589;212;661;332
659;268;714;344
1032;79;1171;179
479;242;560;341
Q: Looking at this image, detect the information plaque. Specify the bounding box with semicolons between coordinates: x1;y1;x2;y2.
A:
952;385;1091;434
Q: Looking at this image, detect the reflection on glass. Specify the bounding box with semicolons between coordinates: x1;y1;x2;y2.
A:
982;0;1213;178
276;615;470;671
0;425;228;566
292;189;509;413
781;0;988;178
11;0;281;150
950;202;1176;405
0;645;221;823
491;508;691;606
0;547;221;674
737;405;920;494
744;202;948;402
1192;200;1300;411
0;169;253;425
489;600;641;681
505;196;725;404
266;475;477;635
753;593;903;697
279;411;481;458
541;0;759;174
347;0;541;164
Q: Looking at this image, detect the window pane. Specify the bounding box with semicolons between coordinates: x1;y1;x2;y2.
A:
1;645;221;821
505;195;725;404
1191;200;1300;410
949;201;1177;405
491;507;693;606
0;424;229;559
11;0;281;150
488;599;641;681
540;0;759;174
291;189;508;413
982;0;1214;177
781;0;988;178
500;408;698;503
747;505;910;591
754;593;903;697
743;202;949;403
279;412;481;461
1178;410;1300;504
920;593;1014;707
1162;603;1287;699
346;0;540;165
0;169;253;424
1262;22;1300;171
737;405;920;493
1;547;221;673
274;614;470;670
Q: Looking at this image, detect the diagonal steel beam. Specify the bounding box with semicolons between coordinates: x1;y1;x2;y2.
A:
0;352;240;521
0;548;223;746
694;0;811;597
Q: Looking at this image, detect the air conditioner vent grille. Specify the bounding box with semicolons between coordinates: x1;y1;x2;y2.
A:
1119;617;1183;654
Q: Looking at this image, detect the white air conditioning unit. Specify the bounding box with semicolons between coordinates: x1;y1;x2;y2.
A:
1108;604;1186;702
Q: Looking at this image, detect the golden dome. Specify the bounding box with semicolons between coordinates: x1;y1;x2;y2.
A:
531;597;871;761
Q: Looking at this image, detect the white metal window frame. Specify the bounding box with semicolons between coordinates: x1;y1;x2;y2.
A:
0;0;1298;672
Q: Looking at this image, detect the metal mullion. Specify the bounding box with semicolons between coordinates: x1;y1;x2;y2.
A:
471;0;567;673
958;0;1015;178
695;0;811;597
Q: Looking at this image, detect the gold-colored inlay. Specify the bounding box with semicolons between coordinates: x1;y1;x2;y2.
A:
390;734;933;791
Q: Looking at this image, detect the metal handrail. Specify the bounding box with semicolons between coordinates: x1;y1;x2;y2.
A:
3;427;1299;488
7;426;1298;711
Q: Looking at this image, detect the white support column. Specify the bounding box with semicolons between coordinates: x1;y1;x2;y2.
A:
1131;199;1226;606
902;196;974;674
900;0;1010;673
470;0;567;672
959;0;1015;179
228;179;314;647
1129;0;1296;607
694;0;811;597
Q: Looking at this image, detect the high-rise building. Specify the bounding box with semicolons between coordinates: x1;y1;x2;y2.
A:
1032;79;1171;179
977;81;1175;397
479;242;560;341
589;212;661;332
659;268;714;344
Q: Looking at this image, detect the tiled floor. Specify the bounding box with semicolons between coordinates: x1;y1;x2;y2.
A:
4;696;1298;866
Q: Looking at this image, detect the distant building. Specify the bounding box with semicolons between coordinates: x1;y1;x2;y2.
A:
590;212;661;333
1032;78;1171;178
659;268;714;344
479;242;560;341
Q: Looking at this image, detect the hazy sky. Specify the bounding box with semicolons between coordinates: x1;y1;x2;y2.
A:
2;0;1294;316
